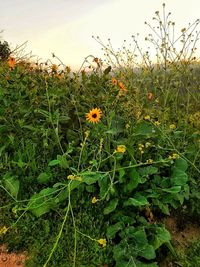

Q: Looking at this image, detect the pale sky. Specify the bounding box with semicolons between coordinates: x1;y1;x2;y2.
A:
0;0;200;69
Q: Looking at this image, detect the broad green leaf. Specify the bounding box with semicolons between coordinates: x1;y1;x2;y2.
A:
162;186;181;193
104;198;118;215
138;166;158;177
139;244;156;260
124;195;149;207
107;222;123;239
3;174;19;199
171;168;188;186
174;158;188;171
81;171;101;185
150;227;171;249
28;187;57;217
57;155;69;169
124;168;141;192
37;172;51;184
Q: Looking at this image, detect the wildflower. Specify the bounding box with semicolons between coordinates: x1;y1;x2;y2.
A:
8;57;15;68
118;82;127;92
138;144;145;154
169;124;176;130
0;226;8;235
168;153;179;160
91;197;99;204
98;238;107;247
147;92;153;100
51;64;58;72
86;108;102;124
114;145;126;154
145;142;151;148
93;57;101;67
154;120;161;126
144;115;151;120
112;77;118;85
67;175;82;181
146;159;153;164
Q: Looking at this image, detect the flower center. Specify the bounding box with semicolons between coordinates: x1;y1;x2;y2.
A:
92;114;97;118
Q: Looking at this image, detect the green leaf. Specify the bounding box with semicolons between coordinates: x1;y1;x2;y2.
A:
81;171;101;185
104;198;118;215
98;175;109;198
3;174;19;199
174;158;188;171
37;172;51;184
150;226;171;249
138;166;158;177
139;244;156;260
124;195;149;207
28;188;57;217
162;186;181;193
57;155;69;169
48;159;60;166
134;122;155;136
107;222;123;239
171;167;188;186
124;168;141;192
104;66;111;75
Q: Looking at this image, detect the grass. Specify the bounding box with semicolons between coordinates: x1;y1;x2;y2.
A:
1;3;200;267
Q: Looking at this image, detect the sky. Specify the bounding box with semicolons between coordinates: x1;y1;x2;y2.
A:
0;0;200;70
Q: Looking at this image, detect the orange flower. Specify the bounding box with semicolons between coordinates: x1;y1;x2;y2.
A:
147;92;153;100
112;77;118;85
118;82;127;92
8;57;15;69
86;108;102;124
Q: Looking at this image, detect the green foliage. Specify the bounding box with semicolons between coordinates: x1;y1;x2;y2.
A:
0;39;10;60
1;4;200;267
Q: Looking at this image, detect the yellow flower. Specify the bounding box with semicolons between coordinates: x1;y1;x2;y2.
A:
145;142;151;148
67;175;82;181
115;145;126;154
144;115;150;120
0;226;9;235
146;159;153;164
168;153;179;160
98;238;107;247
154;120;161;126
86;108;102;124
91;197;99;204
169;124;176;130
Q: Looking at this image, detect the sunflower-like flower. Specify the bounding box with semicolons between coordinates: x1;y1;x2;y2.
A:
8;57;15;69
86;108;102;124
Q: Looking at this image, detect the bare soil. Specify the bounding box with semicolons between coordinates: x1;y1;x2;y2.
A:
0;245;27;267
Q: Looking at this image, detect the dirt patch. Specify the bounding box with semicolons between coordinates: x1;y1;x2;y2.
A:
0;245;27;267
159;215;200;267
163;216;200;249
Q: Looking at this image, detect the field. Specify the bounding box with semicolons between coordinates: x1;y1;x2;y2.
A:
1;6;200;267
